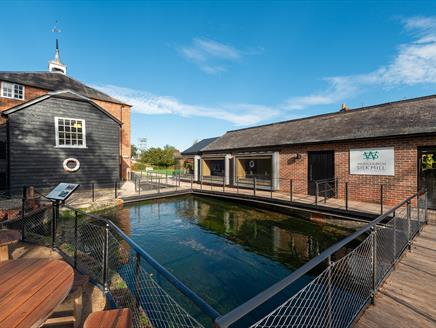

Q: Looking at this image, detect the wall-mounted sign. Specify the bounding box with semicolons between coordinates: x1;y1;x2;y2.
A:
350;147;394;176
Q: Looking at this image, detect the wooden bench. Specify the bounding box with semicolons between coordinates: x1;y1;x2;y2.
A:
42;272;89;327
84;308;132;328
0;229;20;262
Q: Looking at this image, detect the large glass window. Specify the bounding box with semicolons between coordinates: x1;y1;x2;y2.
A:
55;117;86;148
1;82;24;100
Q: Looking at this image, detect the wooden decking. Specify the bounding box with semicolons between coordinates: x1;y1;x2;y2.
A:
355;224;436;328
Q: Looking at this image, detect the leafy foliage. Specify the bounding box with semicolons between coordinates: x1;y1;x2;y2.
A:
140;145;177;167
131;144;139;158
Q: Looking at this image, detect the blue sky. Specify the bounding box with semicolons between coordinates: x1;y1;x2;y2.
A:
2;1;436;151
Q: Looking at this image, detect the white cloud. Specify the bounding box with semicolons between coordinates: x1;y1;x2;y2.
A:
285;16;436;110
178;38;256;74
94;85;278;126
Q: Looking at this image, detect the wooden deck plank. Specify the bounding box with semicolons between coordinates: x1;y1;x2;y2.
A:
0;259;73;328
355;224;436;327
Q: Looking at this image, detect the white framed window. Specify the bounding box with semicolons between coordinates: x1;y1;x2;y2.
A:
55;117;86;148
1;82;24;100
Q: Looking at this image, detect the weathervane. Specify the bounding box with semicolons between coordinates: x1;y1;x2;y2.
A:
52;21;61;36
48;20;67;74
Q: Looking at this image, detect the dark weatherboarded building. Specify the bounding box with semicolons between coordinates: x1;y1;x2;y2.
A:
183;95;436;208
1;90;121;190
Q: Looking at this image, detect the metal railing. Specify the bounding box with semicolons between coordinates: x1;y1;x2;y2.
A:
0;185;428;328
213;190;427;327
1;190;220;328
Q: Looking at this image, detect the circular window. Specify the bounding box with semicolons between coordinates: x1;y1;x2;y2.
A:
249;160;255;168
63;158;80;172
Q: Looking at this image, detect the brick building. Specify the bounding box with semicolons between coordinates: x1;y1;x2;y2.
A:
0;40;131;189
183;96;436;208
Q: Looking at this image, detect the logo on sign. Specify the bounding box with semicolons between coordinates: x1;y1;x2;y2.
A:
362;151;379;160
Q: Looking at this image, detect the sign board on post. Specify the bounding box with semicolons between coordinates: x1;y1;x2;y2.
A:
46;183;80;201
350;147;395;176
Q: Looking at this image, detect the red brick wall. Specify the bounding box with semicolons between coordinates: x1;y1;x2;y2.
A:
0;81;132;180
279;136;436;206
93;99;131;180
0;85;47;112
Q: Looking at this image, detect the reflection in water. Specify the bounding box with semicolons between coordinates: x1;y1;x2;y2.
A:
99;195;361;318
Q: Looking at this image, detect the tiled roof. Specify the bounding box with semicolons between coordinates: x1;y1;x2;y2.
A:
203;95;436;152
181;137;219;155
0;72;128;105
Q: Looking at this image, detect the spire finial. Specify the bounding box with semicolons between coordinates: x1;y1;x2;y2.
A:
52;21;61;63
48;21;67;74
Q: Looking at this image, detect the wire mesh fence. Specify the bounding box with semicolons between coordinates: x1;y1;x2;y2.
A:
0;185;428;328
232;192;427;328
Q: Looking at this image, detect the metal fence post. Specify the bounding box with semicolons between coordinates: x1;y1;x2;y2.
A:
253;177;256;196
324;182;327;204
315;181;319;206
92;183;95;202
371;226;377;304
103;223;109;293
74;210;78;268
158;178;161;194
114;182;118;199
327;255;333;328
190;175;193;190
138;178;141;196
380;184;384;215
52;201;59;250
425;191;428;224
407;200;411;250
417;193;420;234
345;182;349;211
392;211;397;263
223;177;225;193
179;173;181;187
21;186;27;241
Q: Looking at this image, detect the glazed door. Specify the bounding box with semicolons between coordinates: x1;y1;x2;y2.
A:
308;151;335;196
418;148;436;209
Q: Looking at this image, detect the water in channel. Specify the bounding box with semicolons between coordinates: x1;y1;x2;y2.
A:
98;194;362;326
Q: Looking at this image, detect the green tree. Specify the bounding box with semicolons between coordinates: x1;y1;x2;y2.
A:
131;144;139;158
140;145;177;167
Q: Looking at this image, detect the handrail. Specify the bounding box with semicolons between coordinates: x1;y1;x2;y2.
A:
62;204;221;321
214;191;422;327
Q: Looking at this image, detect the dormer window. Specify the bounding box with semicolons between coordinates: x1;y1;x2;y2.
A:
1;82;25;100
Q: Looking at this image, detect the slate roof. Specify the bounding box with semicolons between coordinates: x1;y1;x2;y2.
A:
181;137;219;155
202;95;436;152
0;72;128;105
2;90;122;125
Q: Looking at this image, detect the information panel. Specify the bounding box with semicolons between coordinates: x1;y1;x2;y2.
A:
46;183;80;201
350;147;394;176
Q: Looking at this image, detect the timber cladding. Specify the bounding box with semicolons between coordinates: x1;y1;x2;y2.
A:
7;97;120;189
279;135;436;206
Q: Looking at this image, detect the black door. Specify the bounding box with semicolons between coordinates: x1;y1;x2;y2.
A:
418;148;436;209
308;151;335;196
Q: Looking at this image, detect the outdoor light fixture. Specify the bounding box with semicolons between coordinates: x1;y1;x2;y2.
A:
295;153;302;160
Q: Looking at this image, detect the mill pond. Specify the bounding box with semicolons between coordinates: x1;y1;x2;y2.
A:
99;195;364;324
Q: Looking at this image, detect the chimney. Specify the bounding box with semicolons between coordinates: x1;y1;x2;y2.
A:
340;103;350;112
